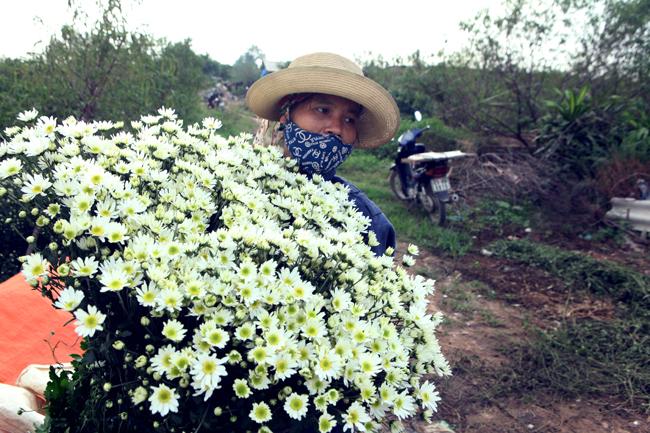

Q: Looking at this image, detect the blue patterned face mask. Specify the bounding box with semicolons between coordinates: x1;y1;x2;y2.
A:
283;120;354;175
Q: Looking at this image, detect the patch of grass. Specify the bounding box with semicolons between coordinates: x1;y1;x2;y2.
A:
196;103;258;139
470;197;540;233
489;239;650;318
503;319;650;411
479;310;506;327
489;239;650;412
338;152;473;258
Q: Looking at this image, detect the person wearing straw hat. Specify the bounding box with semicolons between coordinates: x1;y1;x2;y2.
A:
247;52;400;256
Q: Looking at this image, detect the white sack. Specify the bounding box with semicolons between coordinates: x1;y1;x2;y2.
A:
0;384;44;433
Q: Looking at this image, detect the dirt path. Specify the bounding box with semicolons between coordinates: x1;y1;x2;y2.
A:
395;241;649;433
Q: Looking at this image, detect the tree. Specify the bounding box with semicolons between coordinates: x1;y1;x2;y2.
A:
0;0;209;132
230;45;264;91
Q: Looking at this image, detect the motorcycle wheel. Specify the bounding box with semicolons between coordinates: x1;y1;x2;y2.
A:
389;170;408;200
424;181;446;226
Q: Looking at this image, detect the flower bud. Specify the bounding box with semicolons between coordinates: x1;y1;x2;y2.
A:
214;407;223;416
105;400;114;408
124;354;133;363
0;187;6;197
41;276;49;285
141;317;150;326
230;416;237;423
120;412;128;420
26;236;35;244
146;344;155;354
57;264;70;277
103;382;112;392
179;377;189;388
36;216;48;227
5;218;11;224
153;372;162;381
49;242;58;251
204;295;217;307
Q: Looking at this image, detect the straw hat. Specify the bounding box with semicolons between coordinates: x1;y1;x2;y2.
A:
246;53;400;149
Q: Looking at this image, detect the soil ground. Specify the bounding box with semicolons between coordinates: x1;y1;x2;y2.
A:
392;230;650;433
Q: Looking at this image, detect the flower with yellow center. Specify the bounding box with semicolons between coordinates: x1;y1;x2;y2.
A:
73;305;106;338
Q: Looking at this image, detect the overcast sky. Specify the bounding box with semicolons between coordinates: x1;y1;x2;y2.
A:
1;0;506;65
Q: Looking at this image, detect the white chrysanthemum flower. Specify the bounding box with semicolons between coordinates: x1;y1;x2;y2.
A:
135;281;159;307
270;352;298;381
284;392;309;420
402;254;416;267
4;126;20;137
391;390;416;420
407;244;419;255
203;327;229;349
104;221;128;243
148;384;179;416
235;322;256;341
249;401;272;424
158;106;177;120
343;401;371;432
141;114;161;125
54;287;85;311
202;117;222;130
22;253;49;281
17;109;38;122
131;386;148;406
162;319;186;342
24;135;51;156
233;378;252;398
73;305;106;338
416;381;441;412
357;352;382;377
0;158;23;179
98;269;129;292
190;352;228;390
318;413;337;433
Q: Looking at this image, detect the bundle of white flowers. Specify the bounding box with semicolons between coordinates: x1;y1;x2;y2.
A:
0;108;449;433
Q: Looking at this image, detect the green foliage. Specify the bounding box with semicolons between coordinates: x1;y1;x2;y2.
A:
536;86;618;178
0;3;209;133
229;45;264;95
619;101;650;164
196;103;257;139
473;197;536;229
200;53;232;80
506;319;650;411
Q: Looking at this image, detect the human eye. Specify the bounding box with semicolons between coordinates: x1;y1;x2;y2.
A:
315;107;329;115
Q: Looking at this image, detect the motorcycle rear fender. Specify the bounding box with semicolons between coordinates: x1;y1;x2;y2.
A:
436;189;450;203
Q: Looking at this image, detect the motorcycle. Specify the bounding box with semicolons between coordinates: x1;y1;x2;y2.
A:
389;113;469;226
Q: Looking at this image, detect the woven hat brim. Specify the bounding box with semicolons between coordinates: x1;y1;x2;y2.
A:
246;66;400;149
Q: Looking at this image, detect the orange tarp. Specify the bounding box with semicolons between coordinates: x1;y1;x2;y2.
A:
0;274;82;385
